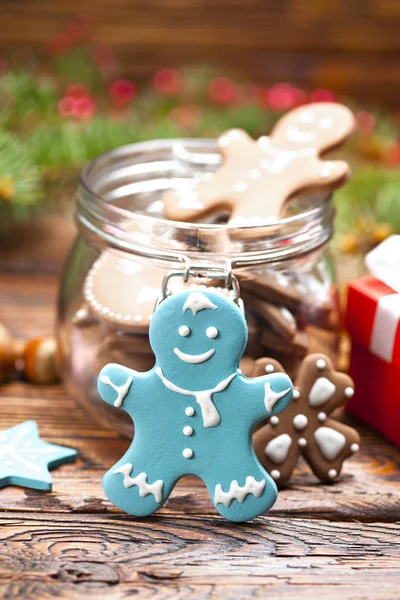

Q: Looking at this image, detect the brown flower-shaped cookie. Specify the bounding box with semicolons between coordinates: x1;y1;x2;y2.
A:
252;353;360;484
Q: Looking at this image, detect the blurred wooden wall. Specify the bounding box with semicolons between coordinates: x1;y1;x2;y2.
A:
1;0;400;106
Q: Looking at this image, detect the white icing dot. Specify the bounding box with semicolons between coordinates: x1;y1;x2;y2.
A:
299;110;315;123
134;314;143;323
228;130;242;140
319;117;334;129
76;308;89;320
270;416;279;426
320;162;334;179
183;448;193;459
183;426;193;436
293;414;308;430
124;315;132;321
328;469;337;479
233;181;248;193
265;364;275;374
179;325;190;337
351;443;360;453
316;359;326;370
344;387;354;398
280;307;295;324
293;389;300;399
270;470;281;481
298;438;307;448
249;168;261;179
206;326;218;339
318;412;327;422
185;407;195;416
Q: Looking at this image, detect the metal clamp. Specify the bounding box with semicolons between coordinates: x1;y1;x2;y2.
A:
158;259;241;307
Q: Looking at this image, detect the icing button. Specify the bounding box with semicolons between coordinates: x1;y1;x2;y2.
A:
182;448;193;459
317;412;327;422
328;468;337;479
270;470;281;481
185;407;195;417
270;416;279;426
298;437;307;447
293;389;300;399
183;426;193;436
344;387;354;398
316;359;326;370
351;443;360;453
265;364;275;374
293;414;308;430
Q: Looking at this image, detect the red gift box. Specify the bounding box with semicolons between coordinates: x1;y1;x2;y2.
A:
346;276;400;445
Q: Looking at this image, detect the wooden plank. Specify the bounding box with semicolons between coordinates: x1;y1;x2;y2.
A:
2;1;400;52
2;2;400;104
0;513;399;598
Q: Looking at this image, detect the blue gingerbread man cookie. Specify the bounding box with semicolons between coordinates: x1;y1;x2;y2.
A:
98;290;293;522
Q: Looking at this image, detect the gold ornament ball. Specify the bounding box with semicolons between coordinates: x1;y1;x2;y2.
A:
23;336;61;385
0;324;17;382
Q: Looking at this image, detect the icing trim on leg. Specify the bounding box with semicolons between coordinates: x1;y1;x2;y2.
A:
214;476;266;508
114;463;163;504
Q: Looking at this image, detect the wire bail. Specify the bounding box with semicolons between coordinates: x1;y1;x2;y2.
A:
158;259;241;307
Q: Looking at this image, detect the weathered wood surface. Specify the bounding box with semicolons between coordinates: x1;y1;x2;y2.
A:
0;235;399;598
2;1;400;105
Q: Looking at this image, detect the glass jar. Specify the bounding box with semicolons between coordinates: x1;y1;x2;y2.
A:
57;138;339;437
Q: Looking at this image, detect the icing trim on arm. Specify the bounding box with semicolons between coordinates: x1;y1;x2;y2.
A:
99;374;133;407
264;382;291;413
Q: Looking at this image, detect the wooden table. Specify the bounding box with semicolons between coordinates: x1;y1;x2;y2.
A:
0;224;399;599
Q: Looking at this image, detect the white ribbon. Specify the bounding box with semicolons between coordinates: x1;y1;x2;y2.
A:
365;236;400;362
365;235;400;293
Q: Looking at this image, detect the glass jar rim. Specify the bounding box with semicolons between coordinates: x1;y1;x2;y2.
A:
76;138;334;269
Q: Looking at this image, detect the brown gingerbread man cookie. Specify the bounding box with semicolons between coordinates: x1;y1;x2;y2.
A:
242;293;297;340
238;271;305;311
163;103;354;225
252;353;360;485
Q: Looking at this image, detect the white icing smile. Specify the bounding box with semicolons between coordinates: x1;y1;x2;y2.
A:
173;347;215;364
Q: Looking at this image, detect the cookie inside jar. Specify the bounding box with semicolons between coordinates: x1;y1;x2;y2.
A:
60;106;353;436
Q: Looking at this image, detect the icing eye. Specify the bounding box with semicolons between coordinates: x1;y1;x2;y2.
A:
178;325;190;337
206;326;218;339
